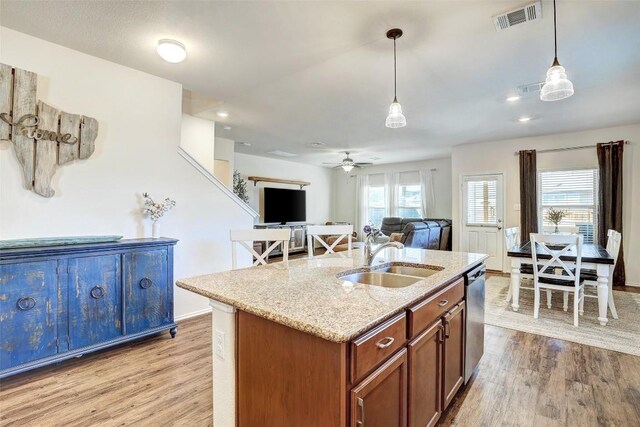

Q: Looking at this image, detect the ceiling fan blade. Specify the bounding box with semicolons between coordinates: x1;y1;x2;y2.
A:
322;162;340;165
354;162;373;166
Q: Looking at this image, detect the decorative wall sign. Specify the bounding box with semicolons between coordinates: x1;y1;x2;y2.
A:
0;63;99;197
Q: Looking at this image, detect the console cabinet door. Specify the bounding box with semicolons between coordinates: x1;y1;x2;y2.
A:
68;255;122;349
442;301;465;410
123;250;169;334
0;261;58;370
408;321;443;427
351;349;407;427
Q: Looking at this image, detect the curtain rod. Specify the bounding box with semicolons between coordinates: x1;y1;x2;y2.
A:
348;168;437;178
513;140;630;156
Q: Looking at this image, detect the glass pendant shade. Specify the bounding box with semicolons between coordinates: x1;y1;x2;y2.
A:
540;64;574;101
341;164;354;172
385;101;406;128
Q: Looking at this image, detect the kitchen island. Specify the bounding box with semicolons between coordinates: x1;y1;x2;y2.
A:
177;247;488;427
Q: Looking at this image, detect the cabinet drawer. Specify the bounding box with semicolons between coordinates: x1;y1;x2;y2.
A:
408;278;463;338
351;313;406;384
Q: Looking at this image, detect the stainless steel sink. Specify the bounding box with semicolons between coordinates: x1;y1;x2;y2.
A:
373;265;441;278
338;272;421;288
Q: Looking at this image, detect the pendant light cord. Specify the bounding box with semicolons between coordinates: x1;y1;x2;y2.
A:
553;0;558;62
393;36;398;102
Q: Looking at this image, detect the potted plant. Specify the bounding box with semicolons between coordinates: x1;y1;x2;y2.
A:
546;207;567;233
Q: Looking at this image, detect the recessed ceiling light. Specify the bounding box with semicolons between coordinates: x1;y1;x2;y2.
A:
506;96;521;102
217;111;229;118
157;39;187;63
519;117;532;122
223;126;232;130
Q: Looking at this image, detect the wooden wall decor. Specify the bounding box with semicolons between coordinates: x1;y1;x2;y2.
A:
0;63;99;198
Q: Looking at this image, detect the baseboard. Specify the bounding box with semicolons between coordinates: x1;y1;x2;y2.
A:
625;282;640;288
175;307;212;322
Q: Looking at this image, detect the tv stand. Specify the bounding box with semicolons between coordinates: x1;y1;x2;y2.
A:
254;223;307;259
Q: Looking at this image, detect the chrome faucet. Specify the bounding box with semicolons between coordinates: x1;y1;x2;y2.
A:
364;240;405;266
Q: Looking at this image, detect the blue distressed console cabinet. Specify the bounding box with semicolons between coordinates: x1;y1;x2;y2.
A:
0;238;178;378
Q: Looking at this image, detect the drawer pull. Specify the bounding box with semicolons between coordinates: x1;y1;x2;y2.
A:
139;277;153;289
444;319;451;339
357;397;365;426
375;336;395;349
16;297;36;311
90;286;105;299
438;299;449;307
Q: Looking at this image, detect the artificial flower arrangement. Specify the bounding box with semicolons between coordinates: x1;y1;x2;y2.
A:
545;207;567;232
142;192;176;222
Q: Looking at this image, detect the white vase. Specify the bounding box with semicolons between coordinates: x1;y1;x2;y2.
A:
152;221;160;238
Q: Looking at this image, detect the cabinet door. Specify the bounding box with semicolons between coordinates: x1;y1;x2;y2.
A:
408;321;443;427
68;255;122;349
442;301;465;410
0;261;58;370
351;349;407;427
123;249;169;334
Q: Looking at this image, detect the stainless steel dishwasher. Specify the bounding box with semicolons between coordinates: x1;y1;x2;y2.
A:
464;264;485;383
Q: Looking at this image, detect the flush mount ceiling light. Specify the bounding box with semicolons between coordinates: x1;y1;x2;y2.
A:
506;96;521;102
157;39;187;63
519;117;532;122
216;111;229;118
540;0;574;101
385;28;406;128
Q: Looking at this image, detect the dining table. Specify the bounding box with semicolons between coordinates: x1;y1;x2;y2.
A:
507;241;615;325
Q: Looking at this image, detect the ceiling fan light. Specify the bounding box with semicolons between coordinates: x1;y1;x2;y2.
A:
540;65;574;101
385;102;406;128
341;164;354;172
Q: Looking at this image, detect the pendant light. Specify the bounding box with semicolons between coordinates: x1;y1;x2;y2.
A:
385;28;406;128
540;0;574;101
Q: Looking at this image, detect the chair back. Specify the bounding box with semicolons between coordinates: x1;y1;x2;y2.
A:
229;228;291;269
542;225;580;234
306;224;353;257
605;229;622;263
504;227;520;251
530;233;583;288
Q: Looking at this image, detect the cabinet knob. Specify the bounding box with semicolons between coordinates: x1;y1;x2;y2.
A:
139;277;153;289
16;296;36;311
90;286;106;299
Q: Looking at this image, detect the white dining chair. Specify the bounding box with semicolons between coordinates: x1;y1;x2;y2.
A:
531;233;585;327
306;224;353;257
229;228;291;269
542;225;580;234
504;227;552;307
580;229;621;319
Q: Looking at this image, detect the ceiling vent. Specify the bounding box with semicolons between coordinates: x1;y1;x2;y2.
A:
493;1;542;31
517;81;545;96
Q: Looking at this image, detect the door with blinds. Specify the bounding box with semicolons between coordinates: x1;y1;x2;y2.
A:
461;174;504;271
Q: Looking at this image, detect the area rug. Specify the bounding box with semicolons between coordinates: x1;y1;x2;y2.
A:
485;276;640;356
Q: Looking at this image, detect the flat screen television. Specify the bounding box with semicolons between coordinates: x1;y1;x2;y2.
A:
263;188;306;224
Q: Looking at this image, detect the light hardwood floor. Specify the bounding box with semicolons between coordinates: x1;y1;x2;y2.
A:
1;315;639;426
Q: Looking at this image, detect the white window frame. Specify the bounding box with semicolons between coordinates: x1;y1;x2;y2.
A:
537;167;599;243
366;184;386;227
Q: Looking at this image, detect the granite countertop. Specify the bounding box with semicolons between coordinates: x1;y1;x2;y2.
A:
176;248;488;343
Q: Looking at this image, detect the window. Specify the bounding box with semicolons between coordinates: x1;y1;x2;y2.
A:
397;183;422;218
466;179;498;225
367;185;386;228
539;169;598;243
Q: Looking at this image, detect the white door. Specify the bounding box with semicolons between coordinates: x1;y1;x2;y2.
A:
461;174;504;271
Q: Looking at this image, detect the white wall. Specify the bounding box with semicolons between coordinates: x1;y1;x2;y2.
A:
331;157;453;225
234;153;333;224
180;114;216;175
451;123;640;285
0;28;254;319
214;137;235;185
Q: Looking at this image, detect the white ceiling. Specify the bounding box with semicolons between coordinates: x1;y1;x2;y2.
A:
2;1;640;166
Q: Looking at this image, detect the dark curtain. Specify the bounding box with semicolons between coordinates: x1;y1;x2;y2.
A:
597;141;626;286
519;150;538;243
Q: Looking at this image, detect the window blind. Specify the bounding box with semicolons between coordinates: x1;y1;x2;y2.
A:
466;179;498;225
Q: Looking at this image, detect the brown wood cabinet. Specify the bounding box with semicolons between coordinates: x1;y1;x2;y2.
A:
442;301;466;409
408;320;444;427
351;349;407;427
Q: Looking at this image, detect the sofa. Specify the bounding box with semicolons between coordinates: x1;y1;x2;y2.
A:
381;217;452;251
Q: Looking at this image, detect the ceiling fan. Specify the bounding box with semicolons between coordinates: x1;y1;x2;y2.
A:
323;152;373;172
